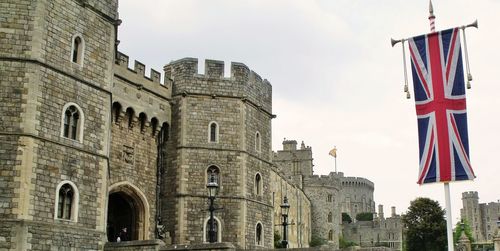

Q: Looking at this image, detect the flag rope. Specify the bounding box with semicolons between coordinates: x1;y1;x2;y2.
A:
401;40;410;99
462;29;473;89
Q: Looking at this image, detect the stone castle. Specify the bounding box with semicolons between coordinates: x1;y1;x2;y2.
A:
0;0;398;250
461;191;500;244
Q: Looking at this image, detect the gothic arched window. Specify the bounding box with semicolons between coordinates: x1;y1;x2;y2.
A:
61;103;83;142
328;212;333;223
328;230;333;241
54;181;79;222
207;165;220;185
204;217;221;243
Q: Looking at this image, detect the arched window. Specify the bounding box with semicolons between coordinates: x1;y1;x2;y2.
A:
71;35;84;65
207;165;220;185
203;217;222;243
256;222;263;246
61;103;84;142
254;173;262;195
112;102;122;124
54;181;79;222
328;212;333;223
151;117;158;136
255;132;261;152
139;113;147;133
208;122;218;143
126;107;134;129
159;122;169;144
328;230;333;241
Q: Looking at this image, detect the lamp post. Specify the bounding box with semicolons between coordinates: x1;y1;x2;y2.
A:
207;175;219;243
280;196;290;248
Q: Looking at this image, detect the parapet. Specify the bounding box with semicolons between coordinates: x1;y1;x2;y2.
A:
86;0;118;20
340;176;374;190
303;174;341;189
114;51;170;98
462;191;479;199
282;140;298;151
164;58;272;113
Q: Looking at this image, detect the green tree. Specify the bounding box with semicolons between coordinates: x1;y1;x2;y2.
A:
355;212;374;221
402;197;447;251
339;236;356;248
453;219;474;244
342;213;353;223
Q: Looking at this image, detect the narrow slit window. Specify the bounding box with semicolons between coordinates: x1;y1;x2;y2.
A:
71;36;84;65
209;122;218;143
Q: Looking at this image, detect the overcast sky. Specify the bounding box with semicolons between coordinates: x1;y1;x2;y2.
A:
116;0;499;224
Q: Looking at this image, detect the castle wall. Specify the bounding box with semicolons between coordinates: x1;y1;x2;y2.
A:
303;175;341;249
273;140;314;178
338;173;375;220
0;0;117;250
342;215;402;249
163;58;274;249
461;191;500;242
270;170;312;248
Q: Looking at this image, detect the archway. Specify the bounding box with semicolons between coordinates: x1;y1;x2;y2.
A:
107;182;150;242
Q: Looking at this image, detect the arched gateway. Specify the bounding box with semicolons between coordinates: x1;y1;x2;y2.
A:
107;182;150;242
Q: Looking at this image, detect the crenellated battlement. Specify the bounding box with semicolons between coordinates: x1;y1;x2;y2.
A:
340;176;374;190
304;174;341;188
164;58;272;114
115;52;164;84
462;191;479;199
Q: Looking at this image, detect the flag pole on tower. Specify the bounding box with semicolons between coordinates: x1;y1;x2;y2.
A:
329;146;337;173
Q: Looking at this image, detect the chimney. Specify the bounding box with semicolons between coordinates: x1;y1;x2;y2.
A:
391;206;396;217
378;205;384;220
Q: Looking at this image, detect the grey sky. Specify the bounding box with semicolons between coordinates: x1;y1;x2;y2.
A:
116;0;500;224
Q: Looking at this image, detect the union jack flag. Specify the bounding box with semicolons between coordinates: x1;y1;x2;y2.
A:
408;27;475;184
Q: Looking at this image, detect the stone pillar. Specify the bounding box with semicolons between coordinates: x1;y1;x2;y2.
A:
456;232;471;251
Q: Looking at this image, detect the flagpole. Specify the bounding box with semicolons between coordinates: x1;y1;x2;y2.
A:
444;182;454;251
429;1;455;250
335;155;337;173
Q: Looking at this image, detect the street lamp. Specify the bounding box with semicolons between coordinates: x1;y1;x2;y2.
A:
207;175;219;243
280;196;290;248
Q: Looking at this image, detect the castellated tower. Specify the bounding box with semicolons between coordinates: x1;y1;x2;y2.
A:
162;58;274;249
338;173;375;220
303;174;341;249
274;140;341;249
0;0;118;249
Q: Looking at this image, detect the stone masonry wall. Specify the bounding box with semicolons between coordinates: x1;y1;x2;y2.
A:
271;170;312;248
0;0;117;250
164;58;274;249
303;175;341;249
108;51;172;241
0;4;41;247
338;173;375;219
